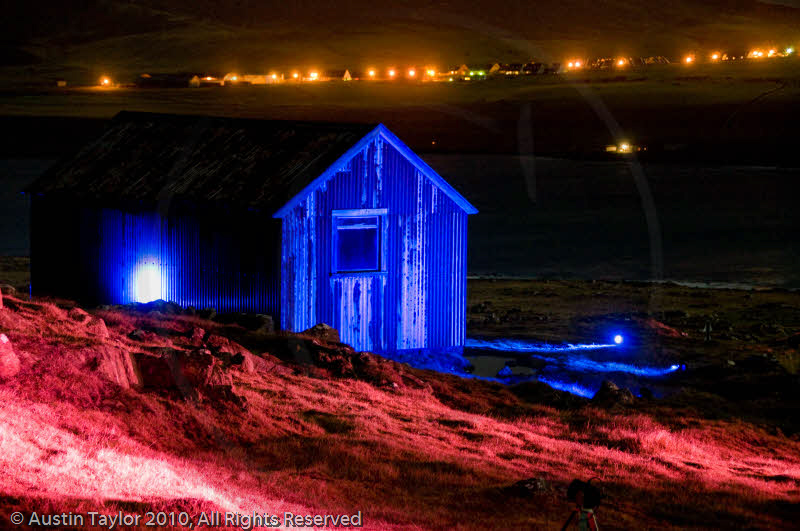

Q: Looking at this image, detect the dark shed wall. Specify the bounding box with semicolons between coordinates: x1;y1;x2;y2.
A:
281;135;468;353
31;197;281;317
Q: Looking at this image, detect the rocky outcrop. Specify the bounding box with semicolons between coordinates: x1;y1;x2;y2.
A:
0;333;21;379
592;380;635;406
67;306;108;339
214;313;275;334
0;284;15;296
301;323;341;344
94;345;139;388
86;317;109;338
506;477;551;497
68;306;90;324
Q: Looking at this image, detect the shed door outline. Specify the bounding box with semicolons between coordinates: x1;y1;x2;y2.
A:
330;208;388;351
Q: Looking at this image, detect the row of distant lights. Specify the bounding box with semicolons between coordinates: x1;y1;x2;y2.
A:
564;47;796;68
220;68;439;80
98;48;796;86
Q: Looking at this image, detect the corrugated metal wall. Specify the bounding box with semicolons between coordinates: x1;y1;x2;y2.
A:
31;197;281;318
281;135;468;353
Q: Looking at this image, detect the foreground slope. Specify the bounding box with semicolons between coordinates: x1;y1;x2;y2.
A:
0;287;799;529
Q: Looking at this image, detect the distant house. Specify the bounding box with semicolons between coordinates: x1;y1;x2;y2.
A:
198;75;222;87
522;62;544;75
488;63;502;74
449;64;470;77
222;73;252;85
325;70;352;81
27;112;477;354
500;63;523;75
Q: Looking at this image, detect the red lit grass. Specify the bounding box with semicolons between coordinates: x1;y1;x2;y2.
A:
1;292;799;529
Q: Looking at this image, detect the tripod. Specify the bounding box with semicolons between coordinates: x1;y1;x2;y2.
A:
560;505;599;531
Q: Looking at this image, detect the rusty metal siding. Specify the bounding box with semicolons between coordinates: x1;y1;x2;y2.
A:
281;135;468;353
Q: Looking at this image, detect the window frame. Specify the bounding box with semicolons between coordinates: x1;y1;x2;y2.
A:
331;208;388;275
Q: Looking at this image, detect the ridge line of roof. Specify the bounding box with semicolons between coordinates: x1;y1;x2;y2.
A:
273;124;478;217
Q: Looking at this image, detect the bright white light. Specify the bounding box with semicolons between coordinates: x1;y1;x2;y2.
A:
614;334;624;345
135;262;162;303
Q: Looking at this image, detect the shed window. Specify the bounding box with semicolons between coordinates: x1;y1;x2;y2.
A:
334;214;381;272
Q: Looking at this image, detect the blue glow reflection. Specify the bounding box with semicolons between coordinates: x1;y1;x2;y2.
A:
465;338;616;352
564;358;681;377
537;377;595;398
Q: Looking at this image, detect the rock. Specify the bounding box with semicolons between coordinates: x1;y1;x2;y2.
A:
507;477;550;497
189;326;206;346
134;348;235;400
592;380;634;405
215;313;275;334
143;300;182;315
183;306;197;316
197;308;216;320
94;346;139;388
68;307;91;324
497;365;513;377
253;314;275;334
128;329;149;342
204;334;251;362
86;317;109;338
0;333;21;379
301;323;340;344
0;284;16;296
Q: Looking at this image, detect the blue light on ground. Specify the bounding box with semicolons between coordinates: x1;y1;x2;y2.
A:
563;358;681;377
537;377;596;398
464;337;684;398
465;338;616;352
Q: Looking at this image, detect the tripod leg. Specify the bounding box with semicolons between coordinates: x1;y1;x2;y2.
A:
560;511;576;531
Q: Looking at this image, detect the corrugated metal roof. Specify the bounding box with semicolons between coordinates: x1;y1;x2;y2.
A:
28;111;378;212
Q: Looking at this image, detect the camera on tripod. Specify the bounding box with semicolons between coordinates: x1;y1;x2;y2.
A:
561;477;603;530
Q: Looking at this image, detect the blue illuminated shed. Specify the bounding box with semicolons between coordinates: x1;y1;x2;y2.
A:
28;112;477;354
